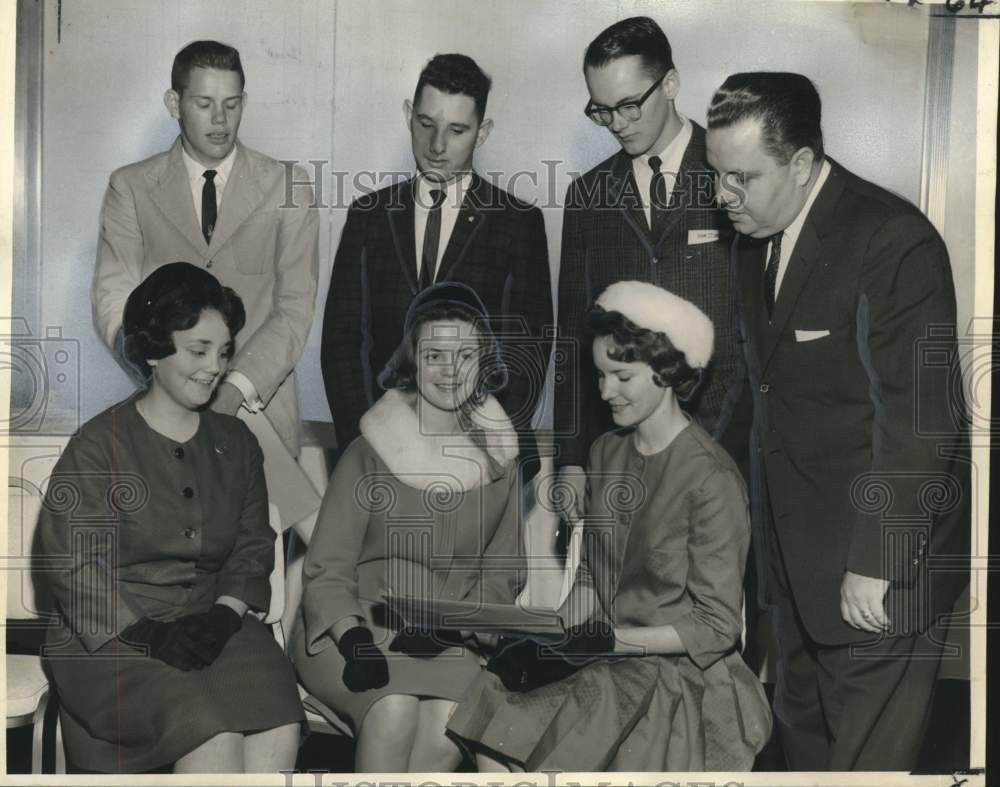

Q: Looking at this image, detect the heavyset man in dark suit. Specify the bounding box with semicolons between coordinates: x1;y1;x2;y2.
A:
705;72;969;771
91;40;321;536
321;54;552;474
553;17;739;515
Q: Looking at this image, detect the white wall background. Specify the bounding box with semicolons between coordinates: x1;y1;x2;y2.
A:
32;0;976;424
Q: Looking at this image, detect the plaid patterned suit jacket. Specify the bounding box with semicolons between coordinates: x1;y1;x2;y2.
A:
321;173;552;452
554;123;738;467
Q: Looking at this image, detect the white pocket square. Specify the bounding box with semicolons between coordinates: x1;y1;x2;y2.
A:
795;329;831;342
687;229;719;245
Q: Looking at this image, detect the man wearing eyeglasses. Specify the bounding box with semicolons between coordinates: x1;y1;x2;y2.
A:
553;17;742;517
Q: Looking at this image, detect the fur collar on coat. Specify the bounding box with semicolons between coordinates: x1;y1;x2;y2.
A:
360;389;519;491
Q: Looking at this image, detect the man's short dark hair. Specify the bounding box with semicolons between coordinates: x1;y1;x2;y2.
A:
171;40;245;95
413;54;492;121
707;72;825;164
583;16;674;78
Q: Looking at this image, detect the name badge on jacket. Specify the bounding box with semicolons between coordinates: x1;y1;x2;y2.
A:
794;329;831;342
688;229;719;245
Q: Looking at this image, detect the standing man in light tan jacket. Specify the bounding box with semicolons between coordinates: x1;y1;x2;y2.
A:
92;39;321;534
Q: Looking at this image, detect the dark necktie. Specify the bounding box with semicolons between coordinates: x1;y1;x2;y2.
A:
764;232;782;319
202;169;218;244
648;155;669;236
419;188;445;290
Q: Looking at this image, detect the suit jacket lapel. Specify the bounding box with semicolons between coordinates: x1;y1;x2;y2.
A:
652;179;687;248
760;162;845;371
736;236;768;371
760;224;819;369
652;129;704;249
608;153;657;255
148;139;206;255
437;173;486;282
386;179;419;293
208;144;264;253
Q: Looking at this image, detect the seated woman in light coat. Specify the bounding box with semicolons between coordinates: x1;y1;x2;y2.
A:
290;282;525;772
447;281;772;772
37;262;304;773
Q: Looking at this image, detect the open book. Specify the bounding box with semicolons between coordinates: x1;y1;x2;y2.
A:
382;592;567;639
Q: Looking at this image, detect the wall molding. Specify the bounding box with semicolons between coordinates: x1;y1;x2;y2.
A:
919;12;957;235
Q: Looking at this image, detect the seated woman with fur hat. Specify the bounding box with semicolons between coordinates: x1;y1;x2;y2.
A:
447;281;772;772
290;282;525;772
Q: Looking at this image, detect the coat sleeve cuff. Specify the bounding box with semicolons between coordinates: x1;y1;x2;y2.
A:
78;593;142;654
673;615;737;670
304;595;366;655
216;575;271;613
224;370;263;413
847;508;889;580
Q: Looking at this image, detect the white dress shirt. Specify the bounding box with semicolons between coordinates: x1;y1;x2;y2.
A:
632;114;693;229
180;143;238;227
769;159;832;297
414;172;472;281
180;143;260;411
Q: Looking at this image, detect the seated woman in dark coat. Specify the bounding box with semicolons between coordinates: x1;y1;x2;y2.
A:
37;262;304;773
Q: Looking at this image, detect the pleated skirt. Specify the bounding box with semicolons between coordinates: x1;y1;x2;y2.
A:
447;650;772;772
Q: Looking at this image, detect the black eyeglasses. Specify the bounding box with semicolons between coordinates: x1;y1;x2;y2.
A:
584;74;665;126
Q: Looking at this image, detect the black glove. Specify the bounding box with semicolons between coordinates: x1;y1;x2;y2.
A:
177;603;243;666
337;626;390;692
487;635;574;692
545;620;616;662
486;621;616;693
388;626;464;658
120;617;210;671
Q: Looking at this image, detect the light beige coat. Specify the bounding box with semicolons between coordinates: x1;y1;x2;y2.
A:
92;137;319;455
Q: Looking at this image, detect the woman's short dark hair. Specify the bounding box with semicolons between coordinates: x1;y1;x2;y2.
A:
122;262;246;380
379;301;504;404
586;304;702;402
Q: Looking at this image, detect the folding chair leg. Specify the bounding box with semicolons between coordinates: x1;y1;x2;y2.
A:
54;712;66;774
31;690;49;775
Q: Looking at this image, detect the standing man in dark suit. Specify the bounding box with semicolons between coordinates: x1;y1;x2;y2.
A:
705;72;969;771
92;40;321;537
553;17;738;516
322;54;552;474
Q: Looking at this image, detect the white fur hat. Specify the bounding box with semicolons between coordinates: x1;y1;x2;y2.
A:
594;281;714;369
